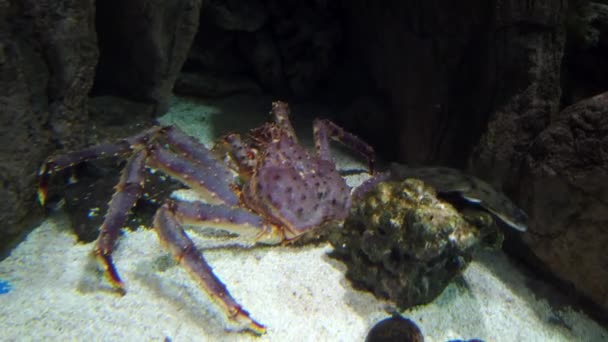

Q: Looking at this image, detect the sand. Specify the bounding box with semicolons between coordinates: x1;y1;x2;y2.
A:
0;95;605;341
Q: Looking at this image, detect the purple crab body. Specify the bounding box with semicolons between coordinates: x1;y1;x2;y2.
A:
243;132;352;238
38;101;380;335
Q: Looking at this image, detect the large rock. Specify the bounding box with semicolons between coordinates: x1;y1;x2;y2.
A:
329;179;501;309
469;0;566;200
0;0;203;255
519;91;608;313
0;0;97;254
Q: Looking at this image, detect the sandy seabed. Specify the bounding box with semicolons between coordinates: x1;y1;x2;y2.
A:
0;95;605;341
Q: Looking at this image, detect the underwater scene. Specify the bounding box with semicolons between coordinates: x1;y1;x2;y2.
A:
1;1;607;341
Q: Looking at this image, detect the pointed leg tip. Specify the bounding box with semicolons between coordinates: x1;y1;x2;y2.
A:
94;250;126;294
232;308;266;335
248;321;267;335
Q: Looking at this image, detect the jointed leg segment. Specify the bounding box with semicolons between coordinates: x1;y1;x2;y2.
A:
313;118;376;173
153;202;270;334
37;125;279;334
94;150;148;291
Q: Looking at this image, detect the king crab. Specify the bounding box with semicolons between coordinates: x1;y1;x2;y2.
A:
38;101;383;334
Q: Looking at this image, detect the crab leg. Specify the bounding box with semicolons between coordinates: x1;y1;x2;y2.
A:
153;201;269;335
37;126;166;205
93;150;148;292
147;144;239;206
271;101;297;142
351;171;391;200
313;118;376;173
170;200;284;245
165;127;237;180
212;133;258;177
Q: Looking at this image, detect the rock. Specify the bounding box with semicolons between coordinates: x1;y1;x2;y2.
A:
329;180;500;309
365;315;424;342
0;0;97;255
518;91;608;313
24;0;99;150
94;0;202;114
469;0;566;188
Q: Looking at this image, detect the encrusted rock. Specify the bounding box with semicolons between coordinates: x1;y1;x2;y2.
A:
329;179;500;309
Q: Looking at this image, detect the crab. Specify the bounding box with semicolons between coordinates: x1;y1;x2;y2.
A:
37;101;383;334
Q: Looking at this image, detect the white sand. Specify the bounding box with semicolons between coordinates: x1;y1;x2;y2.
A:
0;95;605;341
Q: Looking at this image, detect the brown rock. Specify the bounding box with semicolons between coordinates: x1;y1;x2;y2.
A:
0;0;202;255
0;0;97;254
520;91;608;312
470;0;566;186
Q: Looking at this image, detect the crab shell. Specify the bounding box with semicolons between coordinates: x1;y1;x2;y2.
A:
235;127;352;239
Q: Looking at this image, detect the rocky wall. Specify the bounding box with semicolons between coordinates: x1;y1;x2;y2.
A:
0;0;201;255
0;0;97;253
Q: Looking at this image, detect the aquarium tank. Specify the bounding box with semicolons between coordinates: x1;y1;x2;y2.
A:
0;1;607;341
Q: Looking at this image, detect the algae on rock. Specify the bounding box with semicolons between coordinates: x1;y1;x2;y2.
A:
329;179;501;309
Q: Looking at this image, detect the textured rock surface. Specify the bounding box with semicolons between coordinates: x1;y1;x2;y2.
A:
519;91;608;313
23;0;99;150
0;0;97;253
329;180;500;309
1;0;202;254
470;0;566;187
